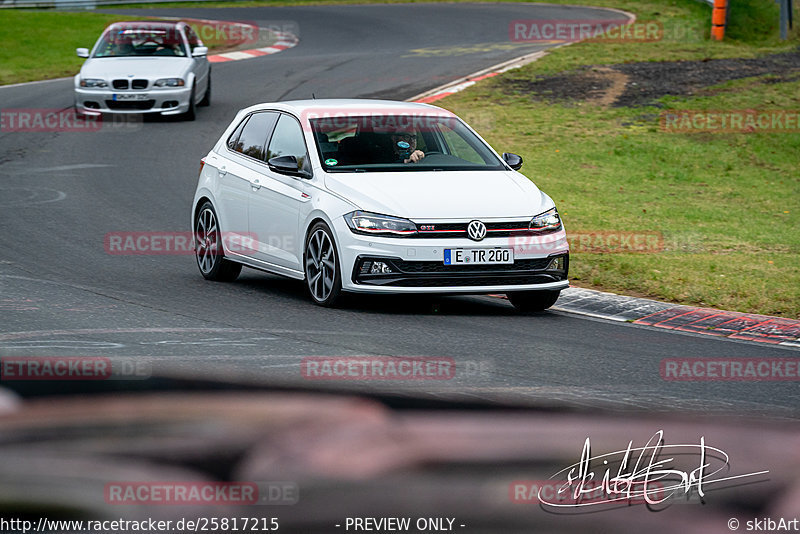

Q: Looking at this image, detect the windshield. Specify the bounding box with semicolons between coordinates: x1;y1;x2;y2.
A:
310;114;506;171
93;27;187;58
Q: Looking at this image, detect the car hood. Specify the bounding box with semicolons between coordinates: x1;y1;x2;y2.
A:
80;57;190;79
323;170;550;219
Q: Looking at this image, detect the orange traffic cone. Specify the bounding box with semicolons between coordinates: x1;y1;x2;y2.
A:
711;0;728;40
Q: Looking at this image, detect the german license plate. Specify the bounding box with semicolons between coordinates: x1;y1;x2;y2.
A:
113;94;149;101
444;248;514;265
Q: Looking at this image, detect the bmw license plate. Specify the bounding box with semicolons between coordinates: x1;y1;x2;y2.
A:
444;248;514;265
113;94;149;101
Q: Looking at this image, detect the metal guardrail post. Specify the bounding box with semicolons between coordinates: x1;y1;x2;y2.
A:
776;0;793;40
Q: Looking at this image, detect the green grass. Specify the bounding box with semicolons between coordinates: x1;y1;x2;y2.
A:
436;1;800;317
2;0;795;85
0;11;143;85
0;11;268;85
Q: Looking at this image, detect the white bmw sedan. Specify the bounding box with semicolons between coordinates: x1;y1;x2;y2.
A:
74;21;210;120
191;100;569;310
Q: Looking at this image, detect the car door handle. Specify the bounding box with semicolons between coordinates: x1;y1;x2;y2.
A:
219;165;227;176
251;179;262;190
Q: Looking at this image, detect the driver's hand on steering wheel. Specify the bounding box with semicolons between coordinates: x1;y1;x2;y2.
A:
405;150;425;163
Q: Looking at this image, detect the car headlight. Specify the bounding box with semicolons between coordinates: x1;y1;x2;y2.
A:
154;78;186;87
529;207;562;233
345;211;418;237
79;78;108;88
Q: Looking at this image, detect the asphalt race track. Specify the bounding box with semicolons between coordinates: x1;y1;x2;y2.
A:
0;3;798;418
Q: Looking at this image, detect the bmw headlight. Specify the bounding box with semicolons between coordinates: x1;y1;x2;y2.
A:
154;78;186;87
345;211;418;237
529;207;562;233
79;78;108;88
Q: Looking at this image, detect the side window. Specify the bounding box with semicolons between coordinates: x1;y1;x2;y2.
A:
266;114;310;172
229;112;279;162
184;26;202;54
227;116;249;152
438;123;488;165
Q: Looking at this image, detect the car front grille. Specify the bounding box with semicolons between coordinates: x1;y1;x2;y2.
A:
391;258;551;273
352;254;568;288
112;79;129;90
131;79;148;89
384;274;561;287
415;220;537;239
105;100;156;110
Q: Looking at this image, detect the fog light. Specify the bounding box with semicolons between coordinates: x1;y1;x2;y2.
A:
370;261;393;274
359;261;373;274
547;255;566;270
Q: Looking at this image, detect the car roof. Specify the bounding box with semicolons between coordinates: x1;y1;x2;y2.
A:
106;21;185;32
239;99;456;119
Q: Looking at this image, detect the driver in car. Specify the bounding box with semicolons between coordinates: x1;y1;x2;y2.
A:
390;128;425;163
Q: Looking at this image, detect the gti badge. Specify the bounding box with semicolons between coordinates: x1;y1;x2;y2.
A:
467;220;487;241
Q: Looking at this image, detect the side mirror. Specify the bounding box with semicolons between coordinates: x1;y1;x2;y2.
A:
503;152;523;171
192;46;209;57
268;155;312;179
76;48;89;58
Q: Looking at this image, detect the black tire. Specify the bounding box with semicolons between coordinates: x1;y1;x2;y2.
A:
507;290;560;312
199;76;210;107
304;222;343;307
194;201;241;282
184;84;196;121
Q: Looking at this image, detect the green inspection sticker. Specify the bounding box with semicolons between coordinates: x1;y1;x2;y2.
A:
324;158;338;166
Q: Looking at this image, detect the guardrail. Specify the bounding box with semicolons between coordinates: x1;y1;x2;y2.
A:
0;0;220;8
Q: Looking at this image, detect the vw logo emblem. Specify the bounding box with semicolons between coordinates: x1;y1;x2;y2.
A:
467;220;487;241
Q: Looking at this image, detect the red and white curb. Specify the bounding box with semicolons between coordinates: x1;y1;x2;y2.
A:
409;7;636;104
415;71;505;104
208;32;298;63
552;287;800;347
411;50;548;104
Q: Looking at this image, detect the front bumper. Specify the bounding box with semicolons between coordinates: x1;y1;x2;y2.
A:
74;86;192;116
333;217;570;294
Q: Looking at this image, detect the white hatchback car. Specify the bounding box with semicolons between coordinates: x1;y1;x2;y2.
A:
191;100;569;310
74;21;210;120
